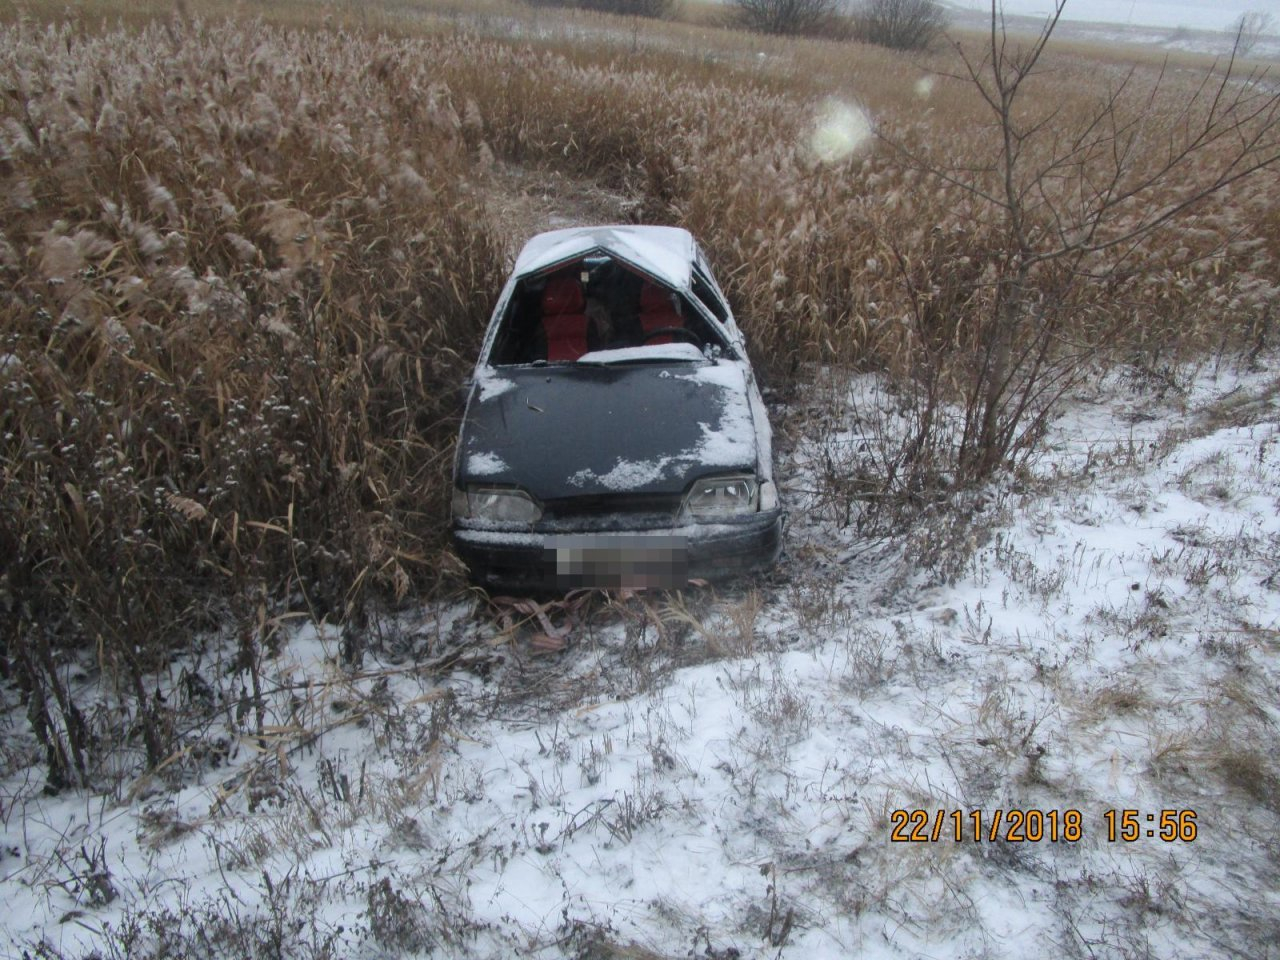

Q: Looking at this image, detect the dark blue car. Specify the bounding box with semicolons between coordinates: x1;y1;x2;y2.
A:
452;226;783;590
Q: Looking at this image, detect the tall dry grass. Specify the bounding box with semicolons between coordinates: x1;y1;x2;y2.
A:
0;8;1276;786
0;17;509;786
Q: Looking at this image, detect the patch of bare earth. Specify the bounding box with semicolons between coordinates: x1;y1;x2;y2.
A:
480;162;643;254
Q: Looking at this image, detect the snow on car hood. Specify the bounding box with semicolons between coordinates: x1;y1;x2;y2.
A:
577;343;706;365
457;360;759;502
512;225;695;292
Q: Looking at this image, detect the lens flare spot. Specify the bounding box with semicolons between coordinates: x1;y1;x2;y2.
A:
915;75;936;99
808;98;873;164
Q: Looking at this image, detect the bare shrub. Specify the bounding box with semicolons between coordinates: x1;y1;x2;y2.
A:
852;0;946;51
525;0;673;16
70;871;351;960
730;0;847;36
366;877;436;953
878;0;1280;486
582;0;673;15
1229;10;1275;57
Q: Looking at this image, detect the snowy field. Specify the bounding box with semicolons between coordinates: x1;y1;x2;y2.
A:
4;357;1278;959
943;0;1280;60
945;0;1268;32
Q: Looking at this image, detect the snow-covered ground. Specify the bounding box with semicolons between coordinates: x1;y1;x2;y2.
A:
3;359;1279;959
945;0;1267;32
943;0;1280;59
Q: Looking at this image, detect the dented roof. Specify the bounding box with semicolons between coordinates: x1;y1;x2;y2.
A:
512;225;696;291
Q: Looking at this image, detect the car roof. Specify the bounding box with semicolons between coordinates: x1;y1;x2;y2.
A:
512;225;696;291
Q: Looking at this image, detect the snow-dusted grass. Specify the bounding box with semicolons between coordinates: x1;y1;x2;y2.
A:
2;4;1278;956
5;359;1279;959
4;0;1277;791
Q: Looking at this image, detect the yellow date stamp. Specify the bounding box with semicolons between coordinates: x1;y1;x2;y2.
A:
889;808;1198;843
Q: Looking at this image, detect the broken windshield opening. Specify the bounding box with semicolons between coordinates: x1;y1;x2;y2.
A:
486;256;731;366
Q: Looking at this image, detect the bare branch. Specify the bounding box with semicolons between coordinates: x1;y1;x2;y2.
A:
875;0;1280;481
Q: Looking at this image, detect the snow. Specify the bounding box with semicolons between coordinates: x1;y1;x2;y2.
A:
943;0;1280;58
454;527;546;545
568;456;675;490
512;225;696;291
467;450;508;476
577;342;705;364
560;361;760;490
674;361;760;470
4;361;1280;958
475;371;516;402
945;0;1270;32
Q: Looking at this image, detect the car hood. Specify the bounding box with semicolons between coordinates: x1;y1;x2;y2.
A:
457;362;759;501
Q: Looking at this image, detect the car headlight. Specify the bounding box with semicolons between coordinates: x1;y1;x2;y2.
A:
681;474;759;519
453;486;543;523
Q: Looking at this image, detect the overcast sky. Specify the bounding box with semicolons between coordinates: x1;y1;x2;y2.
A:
943;0;1278;32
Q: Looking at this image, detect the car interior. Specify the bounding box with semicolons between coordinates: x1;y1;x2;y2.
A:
487;256;727;365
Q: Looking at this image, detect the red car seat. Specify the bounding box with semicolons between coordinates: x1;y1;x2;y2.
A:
638;280;683;345
541;273;589;361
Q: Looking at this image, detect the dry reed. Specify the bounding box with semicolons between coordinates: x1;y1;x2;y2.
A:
0;8;1276;785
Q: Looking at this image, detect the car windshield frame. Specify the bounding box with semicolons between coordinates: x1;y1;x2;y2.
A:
479;240;742;369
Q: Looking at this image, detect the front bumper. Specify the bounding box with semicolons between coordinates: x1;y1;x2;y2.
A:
453;509;784;591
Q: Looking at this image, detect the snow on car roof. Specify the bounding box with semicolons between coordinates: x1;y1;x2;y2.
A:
512;225;696;291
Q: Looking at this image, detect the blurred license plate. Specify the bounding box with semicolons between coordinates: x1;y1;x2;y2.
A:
548;535;689;588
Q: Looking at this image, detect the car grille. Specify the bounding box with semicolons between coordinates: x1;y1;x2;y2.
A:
541;492;683;521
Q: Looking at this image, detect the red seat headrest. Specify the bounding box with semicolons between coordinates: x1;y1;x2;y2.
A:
542;275;584;315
